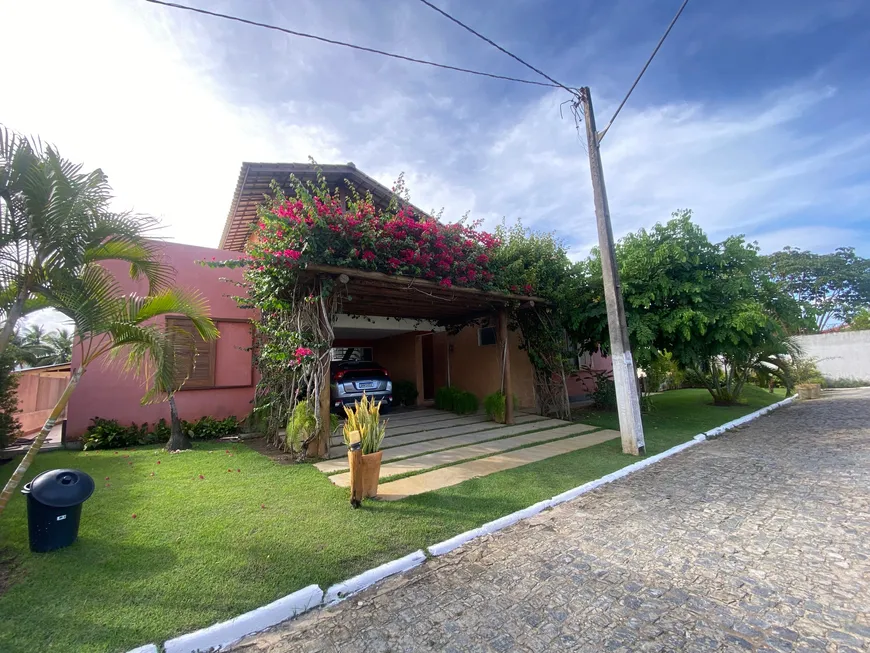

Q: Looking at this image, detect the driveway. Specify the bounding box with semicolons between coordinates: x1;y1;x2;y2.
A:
234;389;870;652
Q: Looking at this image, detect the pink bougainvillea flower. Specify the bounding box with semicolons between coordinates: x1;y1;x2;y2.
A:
236;469;241;473
225;450;230;454
105;476;110;481
261;504;266;509
132;513;137;519
157;460;161;464
199;474;205;480
105;483;110;488
361;250;376;261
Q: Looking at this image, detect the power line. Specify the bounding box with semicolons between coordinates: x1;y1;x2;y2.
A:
144;0;562;89
415;0;578;97
597;0;692;143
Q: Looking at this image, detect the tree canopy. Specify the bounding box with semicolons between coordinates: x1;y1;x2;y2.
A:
763;246;870;331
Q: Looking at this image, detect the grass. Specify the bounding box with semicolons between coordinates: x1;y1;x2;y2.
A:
0;386;785;653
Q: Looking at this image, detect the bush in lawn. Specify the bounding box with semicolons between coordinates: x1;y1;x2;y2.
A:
342;393;386;454
483;391;519;423
0;353;22;449
392;380;418;407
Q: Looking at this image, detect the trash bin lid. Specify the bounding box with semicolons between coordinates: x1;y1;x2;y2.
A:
27;469;95;507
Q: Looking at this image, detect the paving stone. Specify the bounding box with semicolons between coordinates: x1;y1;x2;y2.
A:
315;418;568;473
232;389;870;653
327;422;598;486
376;429;621;499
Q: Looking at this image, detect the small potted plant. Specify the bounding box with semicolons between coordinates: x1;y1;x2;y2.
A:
343;394;386;499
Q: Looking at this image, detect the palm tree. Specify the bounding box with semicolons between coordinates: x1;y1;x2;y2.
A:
44;328;73;364
0;264;217;515
0;126;170;356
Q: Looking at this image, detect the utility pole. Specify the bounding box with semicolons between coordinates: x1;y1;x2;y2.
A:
579;86;645;456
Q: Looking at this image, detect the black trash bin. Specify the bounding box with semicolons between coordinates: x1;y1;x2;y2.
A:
22;469;95;553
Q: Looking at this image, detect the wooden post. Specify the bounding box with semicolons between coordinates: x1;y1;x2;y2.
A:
499;308;514;425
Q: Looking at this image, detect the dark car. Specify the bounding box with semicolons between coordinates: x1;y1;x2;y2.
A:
330;360;393;413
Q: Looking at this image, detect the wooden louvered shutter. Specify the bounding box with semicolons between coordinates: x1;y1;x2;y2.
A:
166;317;216;389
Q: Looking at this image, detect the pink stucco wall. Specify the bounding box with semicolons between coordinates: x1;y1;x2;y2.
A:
66;241;257;441
565;350;613;397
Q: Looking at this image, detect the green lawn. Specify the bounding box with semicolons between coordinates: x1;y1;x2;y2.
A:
0;386;784;653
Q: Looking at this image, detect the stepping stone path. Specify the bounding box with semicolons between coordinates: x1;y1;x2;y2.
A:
325;412;546;459
316;407;617;499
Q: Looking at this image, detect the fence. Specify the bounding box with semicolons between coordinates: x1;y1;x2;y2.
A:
16;368;70;434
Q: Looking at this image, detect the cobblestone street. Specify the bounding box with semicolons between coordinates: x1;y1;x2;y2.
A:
235;389;870;653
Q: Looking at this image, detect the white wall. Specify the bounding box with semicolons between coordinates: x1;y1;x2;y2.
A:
792;331;870;382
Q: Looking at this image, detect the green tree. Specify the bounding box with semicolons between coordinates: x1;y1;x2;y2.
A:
847;306;870;331
0;266;217;514
763;247;870;331
0;126;169;356
570;210;801;404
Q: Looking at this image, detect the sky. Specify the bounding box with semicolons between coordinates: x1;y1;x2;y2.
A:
2;0;870;329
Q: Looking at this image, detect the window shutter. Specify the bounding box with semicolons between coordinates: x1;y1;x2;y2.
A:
166;317;216;389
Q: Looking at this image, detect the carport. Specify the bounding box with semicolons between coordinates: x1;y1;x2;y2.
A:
301;263;546;456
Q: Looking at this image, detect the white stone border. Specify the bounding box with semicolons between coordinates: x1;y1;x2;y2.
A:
126;645;159;653
163;584;323;653
324;549;426;604
120;395;797;653
428;394;796;555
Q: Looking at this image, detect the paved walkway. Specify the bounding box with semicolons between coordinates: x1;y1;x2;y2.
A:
317;408;616;498
234;389;870;652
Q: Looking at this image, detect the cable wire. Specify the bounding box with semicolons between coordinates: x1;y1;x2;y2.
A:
597;0;691;143
144;0;562;89
415;0;578;96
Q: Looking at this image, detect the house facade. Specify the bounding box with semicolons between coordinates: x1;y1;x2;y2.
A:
65;163;610;441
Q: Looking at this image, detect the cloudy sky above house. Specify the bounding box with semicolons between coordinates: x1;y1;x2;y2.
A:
3;0;869;265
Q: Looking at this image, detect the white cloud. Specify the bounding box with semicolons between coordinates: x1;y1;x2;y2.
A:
1;0;342;248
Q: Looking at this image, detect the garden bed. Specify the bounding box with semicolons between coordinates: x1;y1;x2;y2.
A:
0;386;784;653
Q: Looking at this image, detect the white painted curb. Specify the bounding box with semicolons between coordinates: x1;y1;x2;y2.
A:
126;645;159;653
427;526;486;556
324;549;426;604
163;584;323;653
428;394;796;556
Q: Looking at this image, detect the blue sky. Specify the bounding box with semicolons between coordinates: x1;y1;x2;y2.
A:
2;0;869;265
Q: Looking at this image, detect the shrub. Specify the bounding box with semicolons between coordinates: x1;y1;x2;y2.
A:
83;418;141;450
392;380;418;407
483;391;519;423
435;386;458;411
824;377;870;388
286;399;316;453
435;386;479;415
342;394;386;454
587;369;617;410
0;354;22;449
183;415;241;440
453;390;479;415
83;415;240;450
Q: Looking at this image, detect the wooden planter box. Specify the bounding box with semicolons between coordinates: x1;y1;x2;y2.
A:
796;383;822;400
